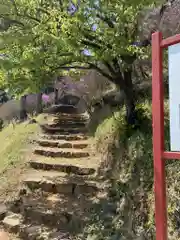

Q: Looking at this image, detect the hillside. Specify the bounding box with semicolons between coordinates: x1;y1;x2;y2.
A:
87;101;180;240
0;101;179;239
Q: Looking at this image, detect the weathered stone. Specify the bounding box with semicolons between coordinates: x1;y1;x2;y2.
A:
55;183;73;194
23;207;68;226
29;159;96;175
43;104;79;114
36;139;88;149
39;134;88;141
3;213;22;232
49;231;70;240
47;122;86;128
34;148;90;158
0;204;7;220
24;177;73;194
23;225;40;235
7;198;23;214
20;225;42;240
28;119;37;124
134;234;145;240
40;124;87;135
74;183;98;195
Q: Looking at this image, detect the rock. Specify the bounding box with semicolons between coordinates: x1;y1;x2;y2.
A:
28;119;37;124
3;213;22;232
49;231;70;240
24;225;40;234
135;235;145;240
44;104;79;114
22;225;41;238
19;188;27;196
74;183;98;195
0;204;7;220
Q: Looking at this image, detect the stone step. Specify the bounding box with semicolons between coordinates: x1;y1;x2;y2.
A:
34;147;90;158
39;134;88;141
42;112;89;124
46;122;87;128
3;216;69;239
54;111;89;120
2;213;23;233
23;170;99;195
29;156;96;175
53;118;88;124
20;225;71;240
40;124;87;134
0;204;7;221
8;193;93;231
36;139;89;149
43;104;79;114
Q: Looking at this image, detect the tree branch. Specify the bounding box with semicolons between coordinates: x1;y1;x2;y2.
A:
0;15;24;28
92;4;115;28
96;13;114;28
36;7;51;16
103;61;116;76
80;29;112;49
50;60;114;82
53;65;90;70
48;60;76;72
57;52;75;57
0;13;40;24
87;63;114;81
19;13;41;23
81;39;102;49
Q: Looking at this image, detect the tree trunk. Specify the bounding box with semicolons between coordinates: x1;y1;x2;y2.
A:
123;70;137;126
36;93;43;114
20;95;27;121
114;69;137;126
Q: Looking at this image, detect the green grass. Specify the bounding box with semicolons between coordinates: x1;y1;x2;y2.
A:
0;121;38;173
0;118;41;202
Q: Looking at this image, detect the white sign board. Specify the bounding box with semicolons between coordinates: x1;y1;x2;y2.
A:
168;43;180;151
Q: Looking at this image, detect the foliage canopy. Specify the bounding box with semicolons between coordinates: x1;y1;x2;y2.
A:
0;0;164;102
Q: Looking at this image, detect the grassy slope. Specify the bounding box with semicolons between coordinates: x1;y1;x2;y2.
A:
0;121;39;202
0;123;37;170
81;101;180;240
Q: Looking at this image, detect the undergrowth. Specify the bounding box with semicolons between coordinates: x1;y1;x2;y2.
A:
79;100;180;240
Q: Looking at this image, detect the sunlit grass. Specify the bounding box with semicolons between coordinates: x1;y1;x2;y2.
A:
0;121;38;173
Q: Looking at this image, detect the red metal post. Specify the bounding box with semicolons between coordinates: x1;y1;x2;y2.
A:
163;151;180;160
161;33;180;48
152;32;167;240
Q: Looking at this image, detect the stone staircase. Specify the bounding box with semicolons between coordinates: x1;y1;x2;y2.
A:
0;106;105;239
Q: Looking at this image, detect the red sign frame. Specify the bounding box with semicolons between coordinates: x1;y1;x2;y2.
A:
152;31;180;240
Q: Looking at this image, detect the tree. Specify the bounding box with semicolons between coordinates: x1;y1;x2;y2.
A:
0;0;165;124
0;0;80;96
61;0;166;125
